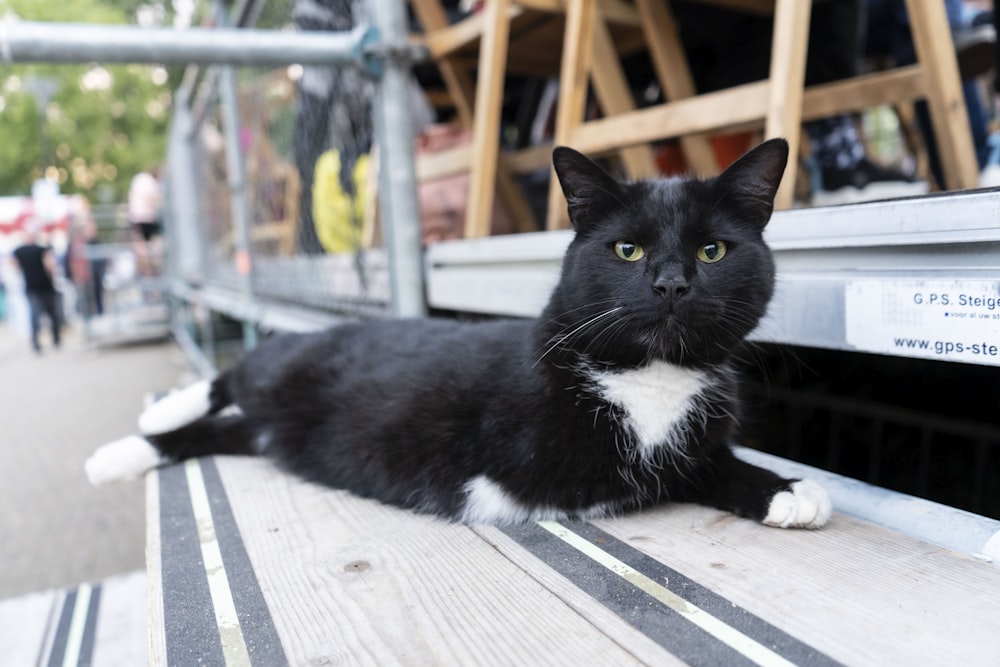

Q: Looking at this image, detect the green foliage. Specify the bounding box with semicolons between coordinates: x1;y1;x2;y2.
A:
0;0;171;201
257;0;295;30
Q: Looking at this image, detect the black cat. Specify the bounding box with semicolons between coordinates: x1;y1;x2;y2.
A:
87;138;830;528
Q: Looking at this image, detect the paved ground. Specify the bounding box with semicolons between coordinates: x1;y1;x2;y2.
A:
0;321;187;599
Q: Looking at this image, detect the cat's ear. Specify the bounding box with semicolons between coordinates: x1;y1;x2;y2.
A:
552;147;626;232
713;138;789;227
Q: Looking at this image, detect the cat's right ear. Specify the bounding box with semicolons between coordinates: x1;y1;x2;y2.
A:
552;147;626;233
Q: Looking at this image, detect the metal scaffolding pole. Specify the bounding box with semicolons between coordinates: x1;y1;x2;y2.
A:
214;1;258;349
369;0;427;318
4;12;429;334
5;13;430;324
0;21;379;71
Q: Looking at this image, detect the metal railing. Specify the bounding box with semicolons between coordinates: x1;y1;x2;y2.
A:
4;0;427;363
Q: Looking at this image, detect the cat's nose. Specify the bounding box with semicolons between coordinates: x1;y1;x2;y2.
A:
652;275;690;300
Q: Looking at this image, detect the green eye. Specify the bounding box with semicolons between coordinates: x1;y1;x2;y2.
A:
697;241;727;263
614;241;645;262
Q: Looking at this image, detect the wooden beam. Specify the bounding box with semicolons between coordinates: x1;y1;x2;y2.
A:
763;0;811;210
507;143;554;174
635;0;719;176
464;0;512;238
546;0;598;230
801;66;924;119
903;0;979;190
416;144;473;181
570;82;772;155
417;6;523;59
518;0;642;25
589;11;658;179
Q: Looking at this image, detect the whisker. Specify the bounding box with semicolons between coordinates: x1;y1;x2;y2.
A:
535;307;623;366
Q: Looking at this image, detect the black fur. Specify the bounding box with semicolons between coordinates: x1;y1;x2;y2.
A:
148;139;807;524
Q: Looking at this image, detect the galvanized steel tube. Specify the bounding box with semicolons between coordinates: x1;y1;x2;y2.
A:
0;20;377;70
368;0;427;318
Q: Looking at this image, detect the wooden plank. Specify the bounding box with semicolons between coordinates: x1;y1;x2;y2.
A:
415;137;538;233
506;143;554;173
589;10;658;180
547;0;598;230
570;81;771;155
408;0;479;127
763;0;811;210
464;0;511;238
417;6;521;59
416;143;473;181
518;0;643;25
592;505;1000;665
636;0;719;176
903;0;979;191
211;456;672;665
801;66;924;120
473;524;686;666
546;67;923;161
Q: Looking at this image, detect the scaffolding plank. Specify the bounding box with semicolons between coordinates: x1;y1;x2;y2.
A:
147;455;1000;665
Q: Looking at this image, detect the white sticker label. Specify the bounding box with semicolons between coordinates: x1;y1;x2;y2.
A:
845;279;1000;365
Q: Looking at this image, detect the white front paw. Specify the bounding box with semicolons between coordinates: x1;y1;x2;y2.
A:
85;435;165;486
763;479;832;529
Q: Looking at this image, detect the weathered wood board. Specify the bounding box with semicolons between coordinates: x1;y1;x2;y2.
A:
147;455;1000;666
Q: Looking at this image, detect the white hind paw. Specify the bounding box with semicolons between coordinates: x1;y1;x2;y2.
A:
138;380;212;435
763;479;832;529
85;436;166;486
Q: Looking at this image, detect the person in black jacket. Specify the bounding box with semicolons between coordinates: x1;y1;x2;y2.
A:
13;222;61;354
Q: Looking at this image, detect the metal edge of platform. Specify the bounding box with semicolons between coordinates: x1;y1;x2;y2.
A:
734;446;1000;563
170;281;348;333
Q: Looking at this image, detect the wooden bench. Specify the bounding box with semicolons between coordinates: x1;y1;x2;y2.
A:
146;449;1000;664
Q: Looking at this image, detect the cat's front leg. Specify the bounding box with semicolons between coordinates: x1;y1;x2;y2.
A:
688;447;832;529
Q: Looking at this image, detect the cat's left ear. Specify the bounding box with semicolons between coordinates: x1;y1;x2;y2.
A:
553;146;626;233
713;138;789;228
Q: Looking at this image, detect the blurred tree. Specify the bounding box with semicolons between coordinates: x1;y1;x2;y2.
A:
0;0;173;201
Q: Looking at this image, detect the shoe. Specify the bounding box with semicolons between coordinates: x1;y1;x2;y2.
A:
811;158;929;207
954;24;996;81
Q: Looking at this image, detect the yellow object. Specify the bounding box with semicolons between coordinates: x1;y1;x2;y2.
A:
312;150;370;254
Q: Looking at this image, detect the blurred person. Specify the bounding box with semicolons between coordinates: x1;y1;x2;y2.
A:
13;221;61;354
65;215;106;317
128;165;163;275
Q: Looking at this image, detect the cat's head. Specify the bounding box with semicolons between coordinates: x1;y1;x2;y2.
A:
544;139;788;368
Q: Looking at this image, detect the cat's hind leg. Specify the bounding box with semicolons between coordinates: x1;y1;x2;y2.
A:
688;447;832;529
138;377;231;435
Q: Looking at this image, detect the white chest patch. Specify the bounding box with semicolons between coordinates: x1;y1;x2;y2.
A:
590;361;710;453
